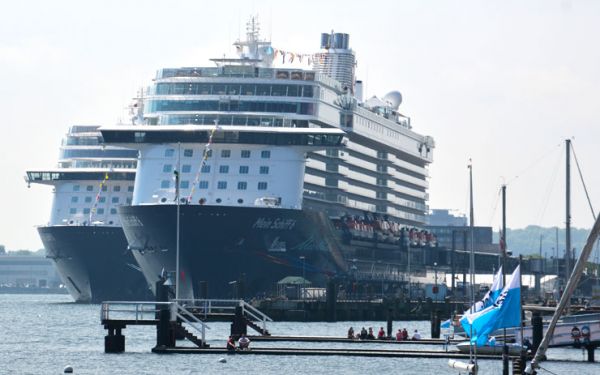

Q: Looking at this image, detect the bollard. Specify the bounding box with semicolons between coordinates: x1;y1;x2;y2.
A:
105;326;125;353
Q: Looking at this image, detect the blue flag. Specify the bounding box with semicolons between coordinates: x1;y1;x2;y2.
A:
464;266;503;314
460;265;521;346
440;319;452;329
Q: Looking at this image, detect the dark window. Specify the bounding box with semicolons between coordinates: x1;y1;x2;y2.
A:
73;185;80;192
259;166;269;174
221;150;231;158
165;149;175;157
261;150;271;159
180;181;190;189
199;181;209;189
97;208;105;214
182;164;191;173
217;181;227;189
71;196;78;203
163;164;173;173
257;182;268;190
86;185;93;191
161;180;170;188
101;185;107;192
184;149;193;157
69;208;77;214
111;197;119;203
201;165;211;173
219;165;229;174
127;186;134;192
99;197;106;203
237;181;247;190
241;150;251;158
239;166;249;174
85;196;92;203
110;208;117;215
83;208;91;214
113;185;121;192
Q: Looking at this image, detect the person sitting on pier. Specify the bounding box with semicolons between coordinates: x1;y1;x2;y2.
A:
377;327;386;340
238;334;251;350
360;327;368;340
402;328;409;340
396;329;404;341
227;336;236;352
367;327;375;340
411;329;421;340
347;327;355;339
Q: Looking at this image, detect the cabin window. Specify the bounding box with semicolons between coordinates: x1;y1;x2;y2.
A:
261;150;271;159
99;197;106;203
86;185;94;191
237;181;247;190
221;150;231;158
69;208;77;214
83;208;91;214
97;208;105;214
163;164;173;173
127;186;134;192
111;197;119;203
184;149;193;157
73;185;80;192
198;181;209;189
165;149;175;157
71;196;78;203
110;208;117;215
217;181;227;189
259;166;269;175
180;181;190;189
241;150;251;158
201;165;211;173
182;165;191;173
257;182;268;190
219;165;229;174
161;180;170;189
85;197;92;203
239;166;249;174
113;185;121;192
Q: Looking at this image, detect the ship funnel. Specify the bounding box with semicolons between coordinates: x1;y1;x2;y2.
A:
313;31;356;92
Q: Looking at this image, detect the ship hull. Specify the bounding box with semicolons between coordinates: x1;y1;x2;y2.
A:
119;204;343;298
38;226;152;303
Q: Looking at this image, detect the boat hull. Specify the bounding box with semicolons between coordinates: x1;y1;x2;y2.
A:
38;225;152;303
119;204;344;298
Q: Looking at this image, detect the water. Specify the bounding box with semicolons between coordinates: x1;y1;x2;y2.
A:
1;294;598;374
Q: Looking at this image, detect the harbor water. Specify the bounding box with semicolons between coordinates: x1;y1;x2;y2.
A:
1;294;599;374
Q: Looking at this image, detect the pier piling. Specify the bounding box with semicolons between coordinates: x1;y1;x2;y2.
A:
104;326;125;353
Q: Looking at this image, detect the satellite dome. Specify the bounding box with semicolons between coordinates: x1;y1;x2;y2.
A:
383;91;402;110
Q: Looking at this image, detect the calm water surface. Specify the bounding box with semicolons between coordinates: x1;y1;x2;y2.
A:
1;294;598;374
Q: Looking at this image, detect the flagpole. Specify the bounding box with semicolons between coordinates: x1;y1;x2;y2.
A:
501;184;508;375
175;142;181;301
468;160;476;368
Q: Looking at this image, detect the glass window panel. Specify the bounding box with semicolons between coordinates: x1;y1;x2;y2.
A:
237;181;247;190
239;166;249;174
161;180;170;188
182;165;191;173
184;149;193;157
217;181;227;189
258;182;268;190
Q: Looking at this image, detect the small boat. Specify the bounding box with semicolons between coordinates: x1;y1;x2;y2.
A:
456;341;524;355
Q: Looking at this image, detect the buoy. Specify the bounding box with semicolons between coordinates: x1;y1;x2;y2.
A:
64;365;74;373
218;358;227;363
448;359;477;374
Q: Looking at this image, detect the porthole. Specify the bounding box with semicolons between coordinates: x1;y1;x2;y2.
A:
216;198;222;203
160;197;167;203
237;199;244;204
68;220;74;225
199;198;206;205
180;198;187;204
108;221;114;225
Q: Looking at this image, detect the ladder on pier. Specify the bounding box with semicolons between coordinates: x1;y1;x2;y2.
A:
176;299;273;336
101;301;212;350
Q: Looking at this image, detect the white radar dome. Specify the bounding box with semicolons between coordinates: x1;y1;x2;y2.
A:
383;91;402;110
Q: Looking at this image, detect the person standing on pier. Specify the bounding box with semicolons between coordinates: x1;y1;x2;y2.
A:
377;327;386;339
396;329;404;341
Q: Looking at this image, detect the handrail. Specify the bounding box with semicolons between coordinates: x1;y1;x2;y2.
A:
174;303;210;344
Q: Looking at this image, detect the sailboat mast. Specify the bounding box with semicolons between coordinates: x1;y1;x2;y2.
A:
501;184;509;375
468;161;477;367
566;139;572;283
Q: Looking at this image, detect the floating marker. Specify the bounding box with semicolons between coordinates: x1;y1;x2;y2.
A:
64;365;74;373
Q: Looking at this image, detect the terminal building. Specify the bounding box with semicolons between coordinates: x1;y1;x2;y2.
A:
426;209;500;254
0;253;62;288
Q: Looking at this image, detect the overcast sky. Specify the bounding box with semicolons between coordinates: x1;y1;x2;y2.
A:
1;0;599;250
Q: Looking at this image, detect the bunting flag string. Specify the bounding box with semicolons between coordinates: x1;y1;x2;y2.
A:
187;126;218;203
273;48;317;66
89;172;109;223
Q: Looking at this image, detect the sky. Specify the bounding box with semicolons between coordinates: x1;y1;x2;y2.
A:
1;0;599;250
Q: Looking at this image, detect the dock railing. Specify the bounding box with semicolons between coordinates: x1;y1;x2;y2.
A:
176;299;273;334
101;301;211;344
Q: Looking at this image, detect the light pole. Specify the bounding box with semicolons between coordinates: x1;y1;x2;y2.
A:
174;142;181;301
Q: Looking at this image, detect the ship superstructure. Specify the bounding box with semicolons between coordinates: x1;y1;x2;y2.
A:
26;126;150;302
103;18;436;298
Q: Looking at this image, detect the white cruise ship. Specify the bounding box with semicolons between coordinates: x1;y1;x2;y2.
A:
26;126;151;302
101;18;437;298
